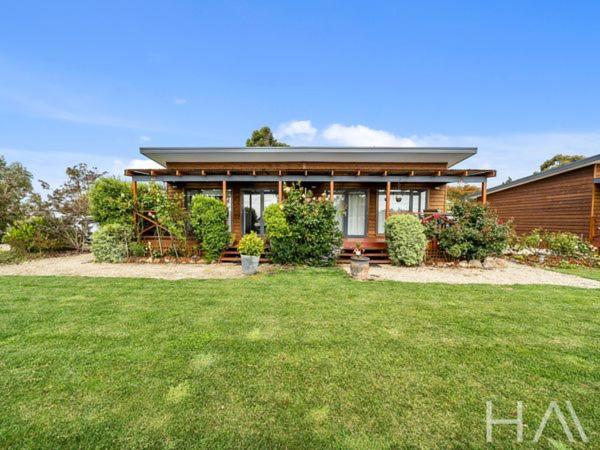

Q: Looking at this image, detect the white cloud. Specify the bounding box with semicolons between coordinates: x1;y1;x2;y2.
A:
139;135;151;143
173;97;188;105
125;158;164;169
276;120;317;142
322;123;417;147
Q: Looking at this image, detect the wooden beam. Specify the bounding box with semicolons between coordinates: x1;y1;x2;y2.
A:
481;181;487;205
329;179;334;202
222;180;227;206
590;166;599;240
278;180;283;203
385;181;391;220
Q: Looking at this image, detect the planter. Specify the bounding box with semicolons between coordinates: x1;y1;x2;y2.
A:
241;254;260;275
350;256;370;280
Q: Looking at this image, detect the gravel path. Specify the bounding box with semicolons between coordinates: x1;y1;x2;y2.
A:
0;254;251;280
0;254;598;288
353;262;600;289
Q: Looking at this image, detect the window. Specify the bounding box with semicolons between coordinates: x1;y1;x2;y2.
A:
186;189;232;230
242;189;278;236
333;190;368;237
377;189;427;234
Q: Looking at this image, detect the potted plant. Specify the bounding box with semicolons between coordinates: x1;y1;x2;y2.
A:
238;231;264;275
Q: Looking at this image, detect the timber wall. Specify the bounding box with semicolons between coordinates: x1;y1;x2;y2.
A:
486;165;595;239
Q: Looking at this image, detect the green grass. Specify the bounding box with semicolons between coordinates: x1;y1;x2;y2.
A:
0;270;598;449
553;265;600;282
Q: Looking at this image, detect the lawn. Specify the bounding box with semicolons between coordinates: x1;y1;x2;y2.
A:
553;265;600;282
0;270;598;449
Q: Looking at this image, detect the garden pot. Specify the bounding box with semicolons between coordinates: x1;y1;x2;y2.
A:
350;256;370;280
241;254;260;275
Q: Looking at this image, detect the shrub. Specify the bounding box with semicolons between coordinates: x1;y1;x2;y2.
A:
437;201;511;261
264;185;342;266
385;214;427;266
2;216;65;253
543;231;594;258
238;231;264;257
263;204;293;262
518;228;544;252
129;242;148;257
190;195;231;262
0;250;26;265
89;177;134;225
91;223;134;263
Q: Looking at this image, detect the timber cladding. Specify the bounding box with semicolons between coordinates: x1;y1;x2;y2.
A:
486;165;595;239
167;181;446;241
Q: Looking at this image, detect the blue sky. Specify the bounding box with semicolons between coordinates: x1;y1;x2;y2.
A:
1;1;600;188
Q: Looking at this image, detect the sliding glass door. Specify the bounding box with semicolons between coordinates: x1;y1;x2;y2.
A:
242;189;278;235
333;190;368;237
377;189;427;234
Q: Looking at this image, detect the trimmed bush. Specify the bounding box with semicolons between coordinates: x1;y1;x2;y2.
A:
264;185;342;266
2;216;65;253
438;201;511;261
385;214;427;266
238;231;264;257
89;177;134;225
91;224;134;263
190;195;231;262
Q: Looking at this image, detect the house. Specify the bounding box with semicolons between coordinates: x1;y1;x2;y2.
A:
481;154;600;246
125;147;495;261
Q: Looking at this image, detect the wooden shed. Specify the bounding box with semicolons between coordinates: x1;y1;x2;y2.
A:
482;154;600;245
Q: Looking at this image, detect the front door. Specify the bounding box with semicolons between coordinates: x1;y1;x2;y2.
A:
242;189;278;235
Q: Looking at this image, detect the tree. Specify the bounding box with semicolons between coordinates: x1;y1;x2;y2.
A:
0;155;35;237
446;184;480;208
246;126;289;147
40;164;105;252
539;154;584;172
502;176;513;185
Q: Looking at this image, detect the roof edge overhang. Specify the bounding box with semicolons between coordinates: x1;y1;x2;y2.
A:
139;146;478;168
484;153;600;196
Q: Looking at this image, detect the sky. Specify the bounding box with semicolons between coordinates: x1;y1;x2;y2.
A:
1;0;600;188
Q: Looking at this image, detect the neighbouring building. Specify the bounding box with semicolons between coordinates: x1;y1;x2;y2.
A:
481;154;600;246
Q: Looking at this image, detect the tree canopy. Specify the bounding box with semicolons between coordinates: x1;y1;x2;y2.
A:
0;155;35;237
446;184;480;208
245;126;289;147
539;154;584;172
